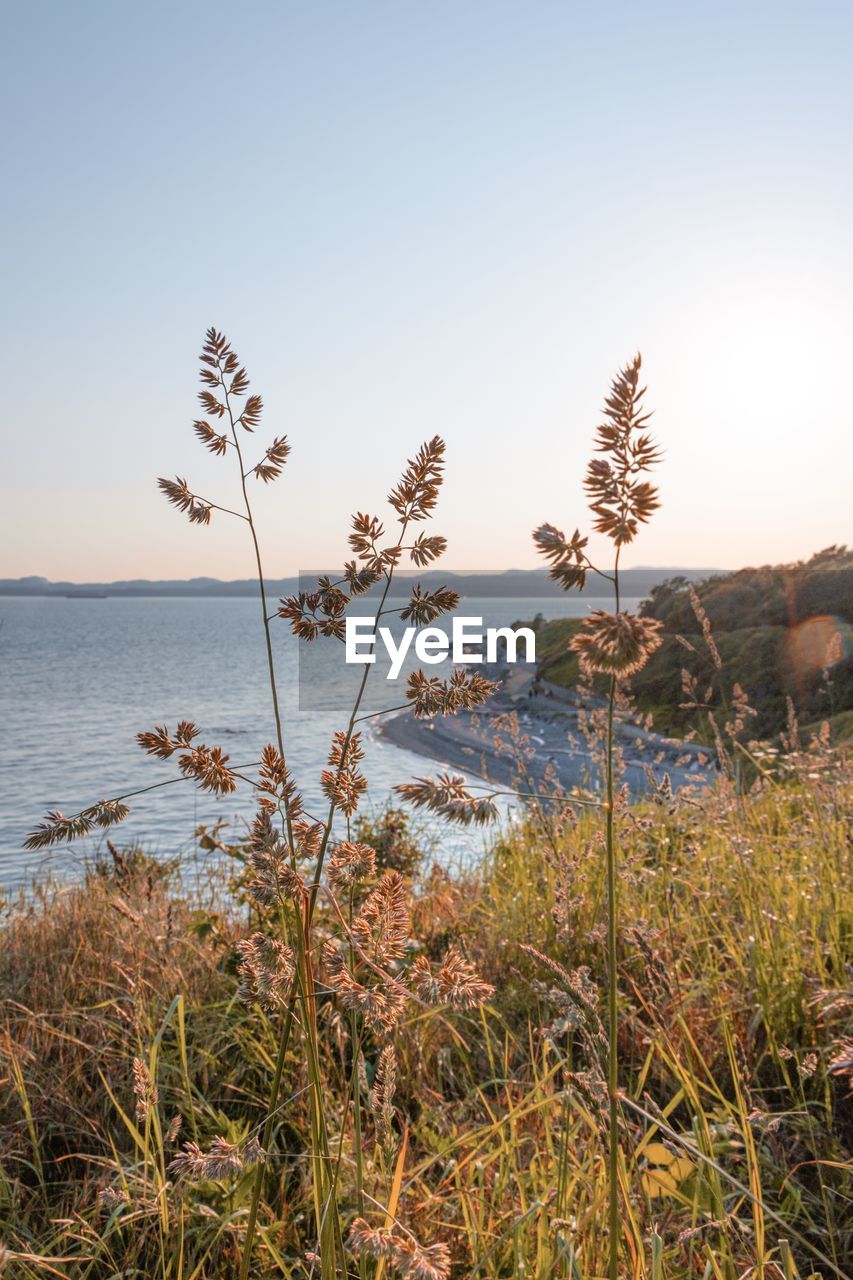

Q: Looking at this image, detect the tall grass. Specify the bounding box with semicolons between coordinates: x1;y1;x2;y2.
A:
8;337;851;1277
2;763;850;1276
533;354;665;1277
22;329;496;1279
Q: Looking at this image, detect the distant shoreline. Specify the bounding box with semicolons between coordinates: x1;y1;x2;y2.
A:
0;566;722;600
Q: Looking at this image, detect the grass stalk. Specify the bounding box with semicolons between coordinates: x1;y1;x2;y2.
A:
605;669;620;1279
606;545;621;1279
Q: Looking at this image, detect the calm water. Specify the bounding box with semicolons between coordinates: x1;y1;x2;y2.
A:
0;594;629;887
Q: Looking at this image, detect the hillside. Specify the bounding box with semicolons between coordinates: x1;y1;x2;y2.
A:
532;547;853;740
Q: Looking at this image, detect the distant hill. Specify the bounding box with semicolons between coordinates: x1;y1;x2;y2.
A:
529;547;853;742
0;567;721;600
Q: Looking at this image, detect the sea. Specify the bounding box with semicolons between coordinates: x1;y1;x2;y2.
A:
0;594;636;889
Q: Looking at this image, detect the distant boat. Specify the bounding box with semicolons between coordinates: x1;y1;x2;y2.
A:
64;591;108;599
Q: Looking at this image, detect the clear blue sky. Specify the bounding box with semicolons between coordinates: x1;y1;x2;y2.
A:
2;1;851;580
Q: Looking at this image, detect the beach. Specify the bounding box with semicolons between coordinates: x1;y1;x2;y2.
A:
381;664;713;794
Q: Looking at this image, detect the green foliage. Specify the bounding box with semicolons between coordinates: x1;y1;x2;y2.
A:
529;615;584;687
640;546;853;633
533;548;853;740
353;804;428;876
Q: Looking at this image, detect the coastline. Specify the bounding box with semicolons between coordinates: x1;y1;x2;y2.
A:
380;666;713;794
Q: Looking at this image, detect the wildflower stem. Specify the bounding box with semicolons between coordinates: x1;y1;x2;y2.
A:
39;761;266;839
241;512;413;1277
307;514;413;919
221;367;331;1263
605;671;619;1278
192;493;251;521
345;888;367;1276
218;363;293;851
606;551;621;1280
355;704;413;722
239;1002;295;1279
217;357;308;1278
582;555;616;585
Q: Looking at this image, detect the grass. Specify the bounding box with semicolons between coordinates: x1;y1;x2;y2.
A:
1;763;850;1278
8;335;851;1278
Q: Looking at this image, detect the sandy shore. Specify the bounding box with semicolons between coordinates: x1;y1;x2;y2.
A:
380;666;713;795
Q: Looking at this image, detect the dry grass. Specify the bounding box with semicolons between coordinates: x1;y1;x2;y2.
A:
1;767;850;1277
6;335;851;1278
0;853;237;1183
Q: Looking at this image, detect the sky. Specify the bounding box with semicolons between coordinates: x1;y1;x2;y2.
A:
1;0;851;582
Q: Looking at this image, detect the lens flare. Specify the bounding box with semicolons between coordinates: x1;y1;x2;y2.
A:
785;615;849;677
